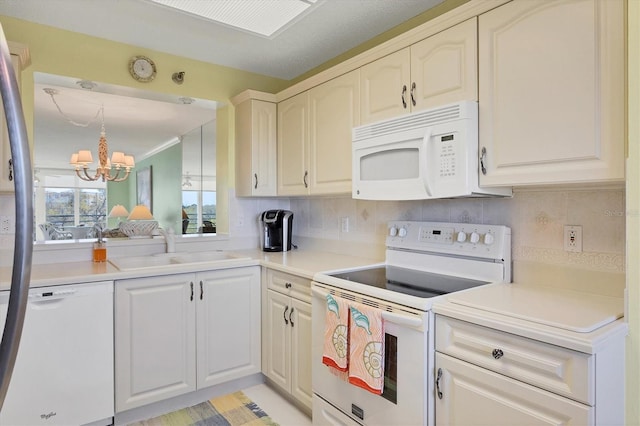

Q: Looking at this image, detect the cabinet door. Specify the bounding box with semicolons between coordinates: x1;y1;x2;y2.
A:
196;267;261;388
235;99;277;196
290;298;313;410
308;70;360;195
115;274;197;412
278;92;309;195
478;0;624;186
0;55;21;193
360;48;411;124
435;353;592;425
410;17;477;111
264;289;292;391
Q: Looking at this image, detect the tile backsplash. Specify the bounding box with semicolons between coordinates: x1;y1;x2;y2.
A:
286;187;626;273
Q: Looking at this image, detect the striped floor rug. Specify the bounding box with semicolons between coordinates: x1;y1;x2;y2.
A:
129;391;279;426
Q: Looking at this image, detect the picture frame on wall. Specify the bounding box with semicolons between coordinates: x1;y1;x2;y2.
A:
136;166;153;212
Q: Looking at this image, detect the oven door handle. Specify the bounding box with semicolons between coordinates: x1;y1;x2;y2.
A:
381;311;423;329
312;287;423;329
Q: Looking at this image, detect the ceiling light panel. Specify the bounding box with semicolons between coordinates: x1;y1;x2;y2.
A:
149;0;312;37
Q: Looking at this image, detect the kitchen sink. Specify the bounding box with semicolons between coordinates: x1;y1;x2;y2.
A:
109;256;182;271
171;251;249;263
108;251;251;271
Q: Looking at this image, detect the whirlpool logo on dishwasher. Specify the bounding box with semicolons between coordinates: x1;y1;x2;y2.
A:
40;411;56;420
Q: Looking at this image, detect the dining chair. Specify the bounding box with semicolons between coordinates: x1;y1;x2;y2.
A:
39;223;73;240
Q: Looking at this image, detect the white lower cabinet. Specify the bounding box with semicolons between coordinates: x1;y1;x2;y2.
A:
263;269;313;411
435;353;591;425
435;315;624;425
115;267;261;412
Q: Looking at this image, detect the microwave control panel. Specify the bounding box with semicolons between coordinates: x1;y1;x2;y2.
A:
437;133;457;178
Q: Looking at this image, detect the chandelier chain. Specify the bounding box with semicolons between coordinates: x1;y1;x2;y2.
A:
44;88;101;128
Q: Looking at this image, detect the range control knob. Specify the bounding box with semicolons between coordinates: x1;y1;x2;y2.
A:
456;231;467;243
398;227;408;238
389;226;398;237
484;233;495;245
470;232;480;244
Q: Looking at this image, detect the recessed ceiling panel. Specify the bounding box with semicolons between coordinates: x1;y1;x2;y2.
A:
149;0;313;37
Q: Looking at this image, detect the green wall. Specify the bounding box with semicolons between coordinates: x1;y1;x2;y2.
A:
106;176;130;229
133;144;183;234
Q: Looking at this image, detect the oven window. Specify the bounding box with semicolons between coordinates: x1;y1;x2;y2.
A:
360;148;419;181
382;333;397;404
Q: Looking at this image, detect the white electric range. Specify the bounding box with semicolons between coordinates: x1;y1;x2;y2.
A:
311;221;511;425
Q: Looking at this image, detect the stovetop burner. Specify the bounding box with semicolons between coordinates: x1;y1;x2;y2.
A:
329;265;489;299
314;221;511;311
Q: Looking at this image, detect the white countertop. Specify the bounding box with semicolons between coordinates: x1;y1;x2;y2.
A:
0;248;380;290
434;282;628;354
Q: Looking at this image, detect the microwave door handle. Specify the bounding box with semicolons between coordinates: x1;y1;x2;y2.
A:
420;128;433;197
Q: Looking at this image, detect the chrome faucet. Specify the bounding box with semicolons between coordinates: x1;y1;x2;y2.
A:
158;228;175;253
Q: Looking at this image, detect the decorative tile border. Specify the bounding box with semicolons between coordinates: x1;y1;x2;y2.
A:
513;246;625;273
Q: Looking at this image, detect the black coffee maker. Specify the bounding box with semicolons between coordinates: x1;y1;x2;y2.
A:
259;210;293;252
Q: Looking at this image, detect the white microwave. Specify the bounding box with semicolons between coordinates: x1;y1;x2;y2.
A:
352;101;512;200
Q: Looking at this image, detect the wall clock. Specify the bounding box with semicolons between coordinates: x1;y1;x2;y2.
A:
128;55;157;82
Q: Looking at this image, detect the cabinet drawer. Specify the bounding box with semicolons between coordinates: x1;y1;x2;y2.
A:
267;269;311;303
435;353;592;425
436;316;593;404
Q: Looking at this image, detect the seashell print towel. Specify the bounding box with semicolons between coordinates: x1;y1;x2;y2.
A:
322;294;350;372
348;302;384;395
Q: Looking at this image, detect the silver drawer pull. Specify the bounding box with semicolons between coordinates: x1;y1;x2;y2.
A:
492;349;504;359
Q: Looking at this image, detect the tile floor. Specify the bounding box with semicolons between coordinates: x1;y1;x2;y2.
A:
243;384;312;426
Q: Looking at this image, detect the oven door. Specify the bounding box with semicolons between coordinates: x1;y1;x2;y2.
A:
311;284;428;425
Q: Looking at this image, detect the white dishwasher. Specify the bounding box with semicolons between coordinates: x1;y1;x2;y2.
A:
0;281;114;426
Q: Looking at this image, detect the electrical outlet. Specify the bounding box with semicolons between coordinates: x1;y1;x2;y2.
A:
0;216;11;234
341;217;349;233
564;225;582;253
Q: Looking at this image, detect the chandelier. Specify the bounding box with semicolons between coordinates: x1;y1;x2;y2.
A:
44;87;135;182
69;113;135;182
182;172;192;188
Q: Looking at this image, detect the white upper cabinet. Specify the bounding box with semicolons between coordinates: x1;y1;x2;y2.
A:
478;0;624;186
1;44;30;193
277;92;309;196
360;18;477;124
234;93;277;197
308;69;360;195
360;49;411;124
278;70;359;196
410;17;478;112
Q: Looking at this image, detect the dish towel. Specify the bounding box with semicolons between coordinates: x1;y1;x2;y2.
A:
322;293;350;373
348;302;384;395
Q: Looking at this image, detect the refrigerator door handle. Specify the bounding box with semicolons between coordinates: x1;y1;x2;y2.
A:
0;23;34;410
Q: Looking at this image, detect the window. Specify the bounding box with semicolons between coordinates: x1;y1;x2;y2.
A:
44;188;106;228
182;190;216;234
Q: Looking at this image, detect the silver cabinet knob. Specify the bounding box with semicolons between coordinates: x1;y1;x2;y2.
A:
492;349;504;359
